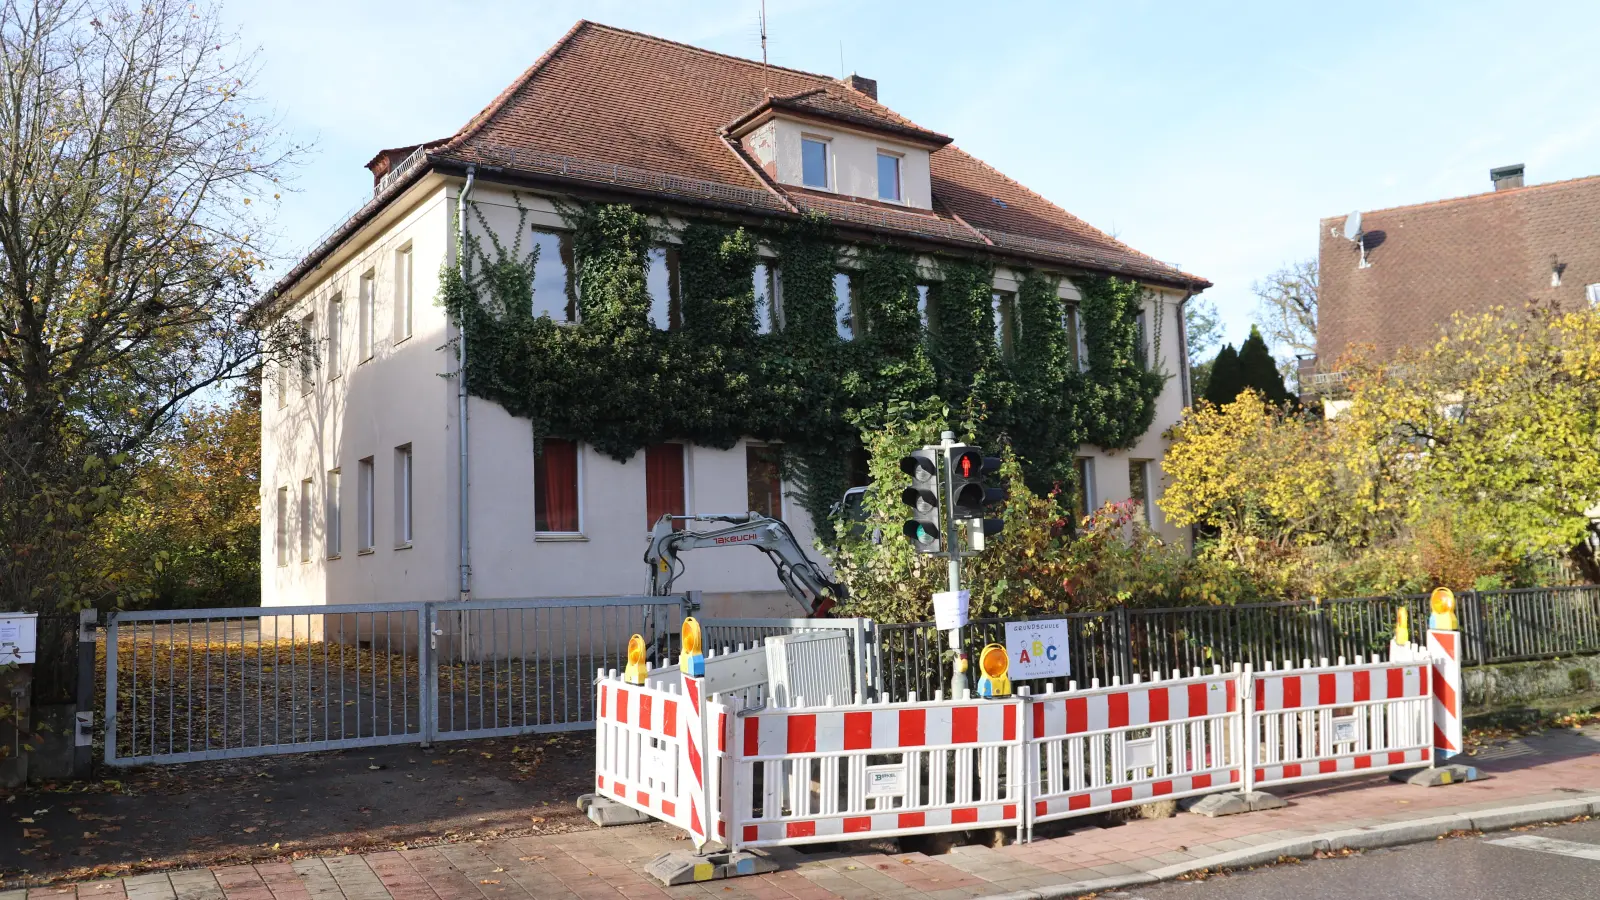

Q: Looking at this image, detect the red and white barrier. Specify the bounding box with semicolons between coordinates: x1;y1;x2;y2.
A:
1246;656;1432;790
1428;630;1463;760
1027;668;1242;835
726;694;1025;849
596;635;1462;850
594;674;693;831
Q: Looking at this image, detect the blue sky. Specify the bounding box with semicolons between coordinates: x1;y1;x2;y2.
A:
230;0;1600;350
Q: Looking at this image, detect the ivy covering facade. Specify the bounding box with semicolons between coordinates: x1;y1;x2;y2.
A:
439;197;1167;528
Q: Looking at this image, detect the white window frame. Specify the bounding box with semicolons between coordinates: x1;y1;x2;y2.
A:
276;485;289;567
394;245;413;342
1134;309;1149;368
326;468;342;558
394;444;413;548
299;313;316;395
745;442;784;521
327;293;342;380
1130;459;1155;527
754;261;784;334
1587;283;1600;307
800;134;831;190
359;270;375;362
1067;305;1090;372
299;477;313;563
275;361;287;409
358;456;375;553
1076;457;1096;517
876;150;903;203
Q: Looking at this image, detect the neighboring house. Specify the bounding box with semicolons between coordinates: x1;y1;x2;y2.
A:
255;21;1209;614
1305;164;1600;394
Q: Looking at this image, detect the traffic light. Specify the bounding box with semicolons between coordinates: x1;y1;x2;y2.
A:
949;448;1005;548
899;449;942;553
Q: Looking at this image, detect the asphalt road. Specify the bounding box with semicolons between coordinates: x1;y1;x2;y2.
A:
1114;819;1600;900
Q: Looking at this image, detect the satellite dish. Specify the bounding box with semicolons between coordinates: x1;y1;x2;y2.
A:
1342;211;1363;241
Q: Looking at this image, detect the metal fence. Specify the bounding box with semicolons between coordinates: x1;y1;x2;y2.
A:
103;595;689;766
869;587;1600;702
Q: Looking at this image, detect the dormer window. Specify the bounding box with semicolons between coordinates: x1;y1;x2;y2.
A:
877;151;902;202
801;137;829;189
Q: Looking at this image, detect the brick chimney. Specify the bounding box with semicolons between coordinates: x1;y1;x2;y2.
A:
1490;163;1525;191
841;73;877;100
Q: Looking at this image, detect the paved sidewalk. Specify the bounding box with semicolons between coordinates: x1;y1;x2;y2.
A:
5;725;1597;900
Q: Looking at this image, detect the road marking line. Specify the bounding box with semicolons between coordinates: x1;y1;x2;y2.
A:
1485;834;1600;861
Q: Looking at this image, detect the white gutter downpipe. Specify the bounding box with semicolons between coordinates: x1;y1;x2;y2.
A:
456;166;476;601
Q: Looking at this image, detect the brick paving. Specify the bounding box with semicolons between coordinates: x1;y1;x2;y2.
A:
6;725;1596;900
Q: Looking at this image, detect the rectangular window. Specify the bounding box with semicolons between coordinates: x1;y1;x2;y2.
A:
917;284;934;331
1135;310;1149;368
1066;305;1088;372
359;271;375;362
275;361;287;409
746;444;783;520
326;468;342;558
645;442;687;530
394;245;413;341
754;263;783;333
327;294;342;379
801;137;829;189
358;457;375;552
1074;457;1095;522
299;478;313;563
531;230;578;321
647;247;682;330
394;444;413;546
993;291;1017;361
834;272;858;340
276;486;289;566
1129;459;1153;527
534;439;581;533
299;313;315;394
1587;283;1600;307
877;152;902;202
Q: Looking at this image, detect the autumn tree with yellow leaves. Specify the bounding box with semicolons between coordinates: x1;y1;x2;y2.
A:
0;0;299;612
1163;305;1600;596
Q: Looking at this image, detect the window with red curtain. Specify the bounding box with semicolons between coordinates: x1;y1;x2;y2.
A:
645;443;686;530
535;439;580;532
746;444;783;520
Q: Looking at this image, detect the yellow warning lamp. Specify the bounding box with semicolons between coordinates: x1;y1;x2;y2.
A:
680;616;705;676
623;634;649;685
977;643;1012;698
1429;588;1458;631
1394;607;1410;646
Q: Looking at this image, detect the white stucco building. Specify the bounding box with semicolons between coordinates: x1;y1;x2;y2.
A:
256;21;1209;615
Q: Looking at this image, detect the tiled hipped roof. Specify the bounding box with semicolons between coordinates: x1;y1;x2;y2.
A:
1317;173;1600;364
267;21;1206;305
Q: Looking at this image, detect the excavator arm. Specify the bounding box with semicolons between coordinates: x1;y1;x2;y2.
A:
644;513;847;616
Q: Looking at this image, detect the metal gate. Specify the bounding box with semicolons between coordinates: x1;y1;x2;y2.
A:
103;595;688;766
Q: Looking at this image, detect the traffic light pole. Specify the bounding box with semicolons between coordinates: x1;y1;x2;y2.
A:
939;431;969;698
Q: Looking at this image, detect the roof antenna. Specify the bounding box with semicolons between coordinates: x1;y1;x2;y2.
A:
759;0;769;90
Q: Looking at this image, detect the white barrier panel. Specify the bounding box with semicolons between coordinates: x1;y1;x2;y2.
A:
594;673;691;830
1248;657;1432;789
1428;630;1463;759
1028;668;1242;831
728;695;1025;849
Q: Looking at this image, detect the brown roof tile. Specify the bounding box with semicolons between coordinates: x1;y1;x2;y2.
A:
268;21;1206;305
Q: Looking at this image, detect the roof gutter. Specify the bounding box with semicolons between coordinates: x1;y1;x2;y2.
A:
456;166;476;602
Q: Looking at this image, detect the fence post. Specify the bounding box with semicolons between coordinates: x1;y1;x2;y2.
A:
74;609;96;777
420;604;436;748
102;612;119;767
1115;606;1133;684
1238;665;1255;794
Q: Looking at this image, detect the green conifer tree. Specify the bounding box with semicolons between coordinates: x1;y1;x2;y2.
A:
1202;343;1242;406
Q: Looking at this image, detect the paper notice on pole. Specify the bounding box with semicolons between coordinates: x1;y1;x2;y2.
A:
932;590;970;631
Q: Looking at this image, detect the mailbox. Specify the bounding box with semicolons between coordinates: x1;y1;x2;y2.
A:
0;612;38;665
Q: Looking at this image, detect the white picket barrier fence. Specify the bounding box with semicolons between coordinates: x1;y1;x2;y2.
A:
594;642;1453;851
1027;667;1243;836
1245;656;1433;790
727;693;1025;849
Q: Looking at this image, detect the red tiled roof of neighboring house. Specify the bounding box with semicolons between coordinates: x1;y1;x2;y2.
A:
265;20;1206;308
1316;172;1600;364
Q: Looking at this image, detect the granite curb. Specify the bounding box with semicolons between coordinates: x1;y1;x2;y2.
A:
972;793;1600;900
